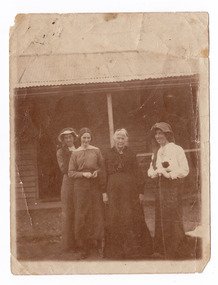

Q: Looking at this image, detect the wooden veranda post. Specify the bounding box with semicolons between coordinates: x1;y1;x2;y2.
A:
107;93;114;147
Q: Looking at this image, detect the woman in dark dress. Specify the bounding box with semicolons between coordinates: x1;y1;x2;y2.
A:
148;122;189;259
103;128;153;259
56;127;77;252
68;128;105;259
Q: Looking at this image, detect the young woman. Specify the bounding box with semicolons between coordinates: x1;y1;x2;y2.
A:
148;122;189;259
56;127;77;252
103;128;153;259
68;128;105;259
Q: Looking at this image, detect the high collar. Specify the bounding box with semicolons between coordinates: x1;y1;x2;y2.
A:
62;145;75;152
112;146;127;154
68;145;76;152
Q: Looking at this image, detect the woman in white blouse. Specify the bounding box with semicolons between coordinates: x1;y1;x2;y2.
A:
148;122;189;259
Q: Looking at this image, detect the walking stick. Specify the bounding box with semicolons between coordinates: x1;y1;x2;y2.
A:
102;203;107;257
158;174;167;259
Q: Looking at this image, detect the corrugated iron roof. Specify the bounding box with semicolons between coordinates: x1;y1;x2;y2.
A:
11;51;200;88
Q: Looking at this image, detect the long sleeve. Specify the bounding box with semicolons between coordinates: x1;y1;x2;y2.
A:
68;153;83;178
96;149;107;193
169;147;189;179
150;143;189;180
96;149;104;172
56;148;68;174
102;151;109;194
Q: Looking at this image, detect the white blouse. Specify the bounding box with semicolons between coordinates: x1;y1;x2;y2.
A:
148;142;189;180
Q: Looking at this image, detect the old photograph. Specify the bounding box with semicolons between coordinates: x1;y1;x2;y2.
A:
9;13;209;274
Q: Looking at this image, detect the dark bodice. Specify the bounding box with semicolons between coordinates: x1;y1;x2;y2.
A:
56;146;72;175
104;147;144;194
104;147;136;175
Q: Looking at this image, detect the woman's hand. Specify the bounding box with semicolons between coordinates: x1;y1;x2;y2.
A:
162;169;170;179
82;172;93;178
102;193;109;204
92;170;98;178
139;193;145;204
165;166;173;173
157;168;170;178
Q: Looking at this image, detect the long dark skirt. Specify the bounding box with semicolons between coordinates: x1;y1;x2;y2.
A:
61;174;75;251
104;173;153;259
73;178;104;249
154;176;185;259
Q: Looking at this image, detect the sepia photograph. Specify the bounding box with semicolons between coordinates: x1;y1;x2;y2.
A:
9;12;210;274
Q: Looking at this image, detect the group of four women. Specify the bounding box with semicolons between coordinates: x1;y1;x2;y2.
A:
56;122;189;260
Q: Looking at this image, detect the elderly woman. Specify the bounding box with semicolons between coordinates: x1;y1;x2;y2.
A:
103;128;153;259
68;128;105;259
56;127;77;252
148;122;189;259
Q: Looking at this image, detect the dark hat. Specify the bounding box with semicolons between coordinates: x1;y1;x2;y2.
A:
58;128;78;142
151;122;173;133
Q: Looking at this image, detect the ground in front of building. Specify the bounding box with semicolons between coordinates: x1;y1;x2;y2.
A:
15;200;201;261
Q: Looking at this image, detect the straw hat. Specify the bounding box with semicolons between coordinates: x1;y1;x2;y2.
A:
151;122;173;133
58;128;78;142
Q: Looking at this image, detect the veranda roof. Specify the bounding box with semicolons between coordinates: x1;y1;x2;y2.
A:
10;13;208;88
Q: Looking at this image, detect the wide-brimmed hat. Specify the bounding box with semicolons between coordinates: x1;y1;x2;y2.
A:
151;122;173;133
58;128;78;142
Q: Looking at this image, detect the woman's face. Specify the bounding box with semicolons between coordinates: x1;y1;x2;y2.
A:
114;134;126;149
155;129;168;146
81;132;91;147
63;134;74;147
